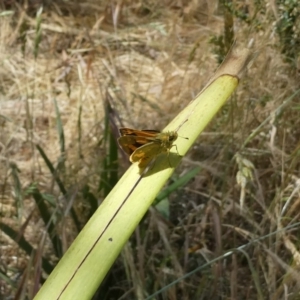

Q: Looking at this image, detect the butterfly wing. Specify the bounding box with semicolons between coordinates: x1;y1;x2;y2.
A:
130;142;162;168
119;128;160;137
118;136;140;155
119;128;160;143
118;128;161;156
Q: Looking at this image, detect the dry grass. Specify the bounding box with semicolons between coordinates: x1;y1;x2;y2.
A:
1;0;300;299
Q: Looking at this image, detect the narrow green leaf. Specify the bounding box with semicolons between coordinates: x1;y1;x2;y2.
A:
53;98;65;157
36;144;80;232
31;188;63;257
155;166;201;204
108;127;118;188
82;185;98;216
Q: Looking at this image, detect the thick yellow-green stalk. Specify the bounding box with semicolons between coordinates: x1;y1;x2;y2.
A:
34;49;251;300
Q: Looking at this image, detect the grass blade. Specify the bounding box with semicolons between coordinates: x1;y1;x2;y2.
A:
36;144;80;232
31;188;63;257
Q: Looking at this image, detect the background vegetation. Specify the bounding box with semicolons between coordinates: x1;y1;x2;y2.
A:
0;0;300;299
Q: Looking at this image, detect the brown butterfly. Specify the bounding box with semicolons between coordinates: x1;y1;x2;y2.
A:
118;128;181;168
